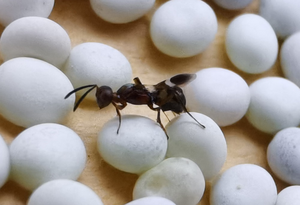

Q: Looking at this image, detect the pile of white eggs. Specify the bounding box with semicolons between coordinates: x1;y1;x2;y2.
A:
1;0;300;205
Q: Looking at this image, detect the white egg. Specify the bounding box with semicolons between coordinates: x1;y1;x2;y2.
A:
125;196;176;205
0;134;10;188
90;0;155;24
0;0;54;27
246;77;300;134
27;179;104;205
212;0;253;10
260;0;300;39
280;32;300;87
64;42;132;100
97;115;167;174
276;186;300;205
210;164;277;205
166;112;227;181
150;0;217;58
9;123;87;191
0;57;75;128
225;14;278;74
0;16;71;68
185;68;250;126
133;157;205;205
267;127;300;185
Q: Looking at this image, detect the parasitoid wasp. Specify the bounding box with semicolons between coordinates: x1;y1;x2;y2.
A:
65;73;205;138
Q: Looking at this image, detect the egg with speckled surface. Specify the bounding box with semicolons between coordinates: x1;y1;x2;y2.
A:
210;164;277;205
267;127;300;185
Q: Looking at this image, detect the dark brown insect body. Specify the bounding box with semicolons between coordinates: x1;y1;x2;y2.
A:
65;73;205;137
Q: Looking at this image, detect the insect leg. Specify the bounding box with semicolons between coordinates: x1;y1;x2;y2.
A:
111;102;122;134
112;99;127;134
133;77;143;85
156;109;169;139
146;102;169;138
116;107;122;134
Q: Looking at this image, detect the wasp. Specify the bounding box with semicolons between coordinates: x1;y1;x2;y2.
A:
65;73;205;137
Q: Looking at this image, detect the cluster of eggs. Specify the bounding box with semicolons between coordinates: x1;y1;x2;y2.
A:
1;0;300;205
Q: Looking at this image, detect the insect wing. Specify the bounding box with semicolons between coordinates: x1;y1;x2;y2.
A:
165;73;196;87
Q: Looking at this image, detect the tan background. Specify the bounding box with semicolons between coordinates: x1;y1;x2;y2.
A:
0;0;289;204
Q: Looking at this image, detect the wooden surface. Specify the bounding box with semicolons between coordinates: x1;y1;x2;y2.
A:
0;0;289;204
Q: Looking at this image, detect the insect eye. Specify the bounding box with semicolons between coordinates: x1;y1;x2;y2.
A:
96;86;113;109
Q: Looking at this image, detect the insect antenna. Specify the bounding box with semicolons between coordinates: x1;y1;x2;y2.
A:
184;108;205;129
65;84;98;111
157;109;169;139
112;102;122;134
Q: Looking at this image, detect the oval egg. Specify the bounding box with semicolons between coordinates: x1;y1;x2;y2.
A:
90;0;155;24
166;112;227;180
97;115;167;174
27;179;103;205
226;14;278;74
9;123;87;190
63;42;132;100
0;16;71;68
0;0;54;26
185;68;250;126
210;164;277;205
150;0;217;58
0;57;75;128
260;0;300;39
246;77;300;134
276;186;300;205
280;31;300;87
133;157;205;205
267;127;300;185
212;0;253;10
